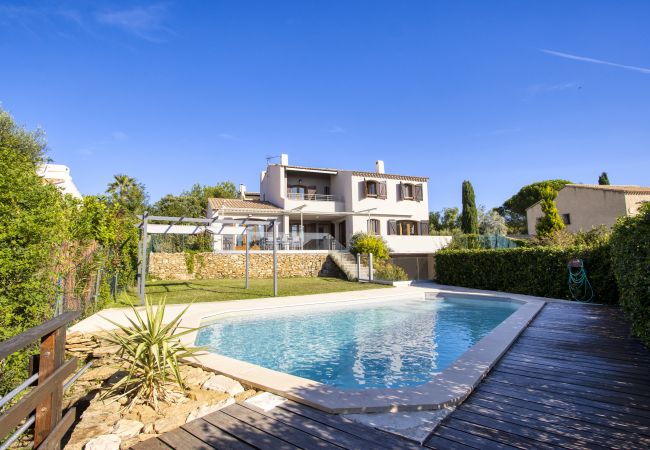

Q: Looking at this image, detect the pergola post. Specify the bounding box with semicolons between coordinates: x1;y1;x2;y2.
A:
140;212;148;306
272;219;278;297
245;225;249;289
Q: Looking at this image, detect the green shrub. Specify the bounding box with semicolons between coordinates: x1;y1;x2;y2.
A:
435;244;617;304
349;232;390;262
0;111;69;394
610;204;650;346
374;262;408;281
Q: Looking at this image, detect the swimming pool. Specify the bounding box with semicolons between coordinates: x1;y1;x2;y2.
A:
195;295;520;390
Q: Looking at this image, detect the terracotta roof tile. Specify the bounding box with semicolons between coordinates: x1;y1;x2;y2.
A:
352;171;429;182
566;184;650;194
208;198;282;211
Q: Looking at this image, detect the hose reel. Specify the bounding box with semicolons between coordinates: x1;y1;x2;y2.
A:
568;258;594;302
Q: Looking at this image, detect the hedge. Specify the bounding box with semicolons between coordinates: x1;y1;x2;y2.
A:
610;204;650;347
435;244;618;304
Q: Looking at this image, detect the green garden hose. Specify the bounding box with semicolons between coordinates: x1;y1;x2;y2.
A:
568;258;594;302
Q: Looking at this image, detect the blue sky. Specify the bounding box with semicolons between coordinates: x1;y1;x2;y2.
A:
1;1;649;211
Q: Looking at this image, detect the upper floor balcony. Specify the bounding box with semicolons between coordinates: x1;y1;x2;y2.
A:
286;190;342;202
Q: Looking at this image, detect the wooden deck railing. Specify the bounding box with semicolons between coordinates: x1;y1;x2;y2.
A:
0;311;81;450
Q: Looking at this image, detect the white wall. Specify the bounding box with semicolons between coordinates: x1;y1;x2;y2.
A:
384;235;452;254
37;164;82;199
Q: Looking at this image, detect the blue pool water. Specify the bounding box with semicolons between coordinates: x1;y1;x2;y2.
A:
195;296;519;390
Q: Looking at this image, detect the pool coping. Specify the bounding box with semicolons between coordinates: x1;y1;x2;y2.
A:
184;287;545;414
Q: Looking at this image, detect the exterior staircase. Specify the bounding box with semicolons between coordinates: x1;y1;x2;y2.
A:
328;250;370;281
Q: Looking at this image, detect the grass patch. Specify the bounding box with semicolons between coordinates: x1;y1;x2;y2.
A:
108;277;389;307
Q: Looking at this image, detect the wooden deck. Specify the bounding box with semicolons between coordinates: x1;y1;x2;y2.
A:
133;302;650;449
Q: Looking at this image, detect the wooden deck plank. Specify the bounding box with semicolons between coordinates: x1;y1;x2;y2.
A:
158;427;216;450
221;404;342;450
433;424;519;450
428;303;650;448
476;380;650;429
444;417;559;450
239;403;375;450
464;396;650;446
130;438;172;450
202;410;299;450
182;419;257;450
278;401;420;450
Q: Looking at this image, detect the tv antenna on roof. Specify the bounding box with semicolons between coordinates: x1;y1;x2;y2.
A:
265;155;280;165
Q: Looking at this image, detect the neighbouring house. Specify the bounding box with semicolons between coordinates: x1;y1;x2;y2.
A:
206;154;451;279
37;163;82;199
526;184;650;235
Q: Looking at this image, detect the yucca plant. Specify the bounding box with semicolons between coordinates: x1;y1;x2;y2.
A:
101;297;203;411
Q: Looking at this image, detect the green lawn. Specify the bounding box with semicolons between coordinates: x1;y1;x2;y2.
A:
109;277;389;307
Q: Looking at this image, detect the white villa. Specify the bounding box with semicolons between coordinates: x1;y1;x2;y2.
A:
207;154;450;262
37;163;82;199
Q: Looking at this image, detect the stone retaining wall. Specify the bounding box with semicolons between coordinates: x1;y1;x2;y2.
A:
148;252;344;280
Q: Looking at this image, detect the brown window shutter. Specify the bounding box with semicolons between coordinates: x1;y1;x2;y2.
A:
399;182;405;200
419;220;429;236
388;220;397;235
378;181;387;199
414;184;423;202
307;186;317;200
360;180;368;198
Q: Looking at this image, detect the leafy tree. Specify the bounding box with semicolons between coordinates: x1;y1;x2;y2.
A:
429;207;462;233
598;172;610;185
478;206;508;235
0;109;69;393
461;180;478;234
441;207;461;231
151;182;237;218
107;174;148;214
429;211;442;232
500;179;572;233
535;186;565;237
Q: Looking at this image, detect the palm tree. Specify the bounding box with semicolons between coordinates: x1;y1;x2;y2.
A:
107;174;136;203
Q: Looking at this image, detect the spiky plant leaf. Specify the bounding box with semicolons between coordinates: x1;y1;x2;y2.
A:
100;296;205;411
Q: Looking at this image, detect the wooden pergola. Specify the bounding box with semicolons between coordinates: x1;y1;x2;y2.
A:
136;213;278;305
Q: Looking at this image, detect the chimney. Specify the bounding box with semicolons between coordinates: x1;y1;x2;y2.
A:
375;160;385;174
239;184;246;199
280;153;289;166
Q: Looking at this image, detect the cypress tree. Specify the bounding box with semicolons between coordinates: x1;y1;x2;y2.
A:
598;172;610;185
536;186;565;237
461;180;478;234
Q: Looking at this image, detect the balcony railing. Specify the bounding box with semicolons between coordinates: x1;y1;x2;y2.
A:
286;192;341;202
222;232;345;251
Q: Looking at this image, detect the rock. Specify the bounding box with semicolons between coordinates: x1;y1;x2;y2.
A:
180;366;212;387
153;415;186;434
93;345;121;358
187;389;230;404
120;434;158;450
185;397;235;423
78;409;120;430
130;404;160;424
112;419;143;439
235;389;257;403
142;423;156;434
67;423;112;450
202;375;244;396
79;366;121;382
84;434;121;450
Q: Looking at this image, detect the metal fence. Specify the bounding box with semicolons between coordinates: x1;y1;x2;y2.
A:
390;255;431;280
